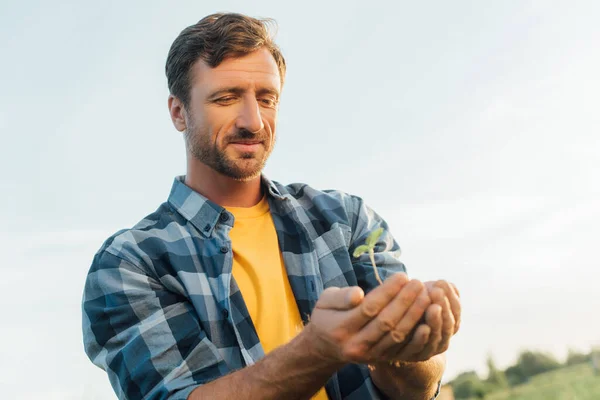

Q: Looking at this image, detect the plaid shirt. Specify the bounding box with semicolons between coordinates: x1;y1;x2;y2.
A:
83;176;439;400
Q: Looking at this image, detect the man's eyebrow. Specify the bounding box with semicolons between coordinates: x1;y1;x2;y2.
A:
208;87;245;99
256;88;280;98
208;86;280;100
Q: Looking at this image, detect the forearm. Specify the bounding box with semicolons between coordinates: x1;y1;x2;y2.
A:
370;353;446;400
188;328;343;400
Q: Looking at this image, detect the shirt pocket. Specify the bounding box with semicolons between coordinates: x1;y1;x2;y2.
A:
313;225;357;288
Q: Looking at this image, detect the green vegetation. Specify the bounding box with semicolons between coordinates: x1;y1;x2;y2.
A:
449;348;600;399
353;227;385;285
504;350;562;386
485;363;600;400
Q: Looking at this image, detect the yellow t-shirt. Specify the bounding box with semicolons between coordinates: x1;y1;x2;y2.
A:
226;196;329;400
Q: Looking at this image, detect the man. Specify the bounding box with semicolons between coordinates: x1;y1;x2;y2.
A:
82;13;461;400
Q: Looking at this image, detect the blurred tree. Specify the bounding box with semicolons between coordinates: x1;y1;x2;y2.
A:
505;364;527;386
565;348;589;366
591;347;600;376
485;353;508;389
516;350;561;378
450;371;487;399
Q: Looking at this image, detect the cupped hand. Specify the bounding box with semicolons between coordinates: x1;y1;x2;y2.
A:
305;273;432;365
388;280;461;363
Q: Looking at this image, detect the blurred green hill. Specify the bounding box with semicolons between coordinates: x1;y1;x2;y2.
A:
486;363;599;400
448;348;600;400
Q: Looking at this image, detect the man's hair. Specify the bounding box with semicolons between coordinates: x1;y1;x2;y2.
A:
166;13;286;108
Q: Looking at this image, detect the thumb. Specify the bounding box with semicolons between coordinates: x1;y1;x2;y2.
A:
316;286;364;310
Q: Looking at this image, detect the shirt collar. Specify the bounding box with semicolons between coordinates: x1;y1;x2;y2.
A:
167;175;286;236
261;174;287;201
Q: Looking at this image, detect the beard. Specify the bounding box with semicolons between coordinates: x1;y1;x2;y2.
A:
184;117;274;182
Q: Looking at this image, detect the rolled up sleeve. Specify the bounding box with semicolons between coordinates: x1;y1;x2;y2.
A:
82;250;229;400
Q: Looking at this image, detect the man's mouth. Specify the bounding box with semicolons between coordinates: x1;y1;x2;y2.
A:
228;140;263;152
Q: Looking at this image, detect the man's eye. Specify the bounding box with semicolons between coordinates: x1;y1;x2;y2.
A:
259;98;277;107
216;97;235;104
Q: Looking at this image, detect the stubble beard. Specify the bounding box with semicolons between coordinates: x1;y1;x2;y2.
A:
185;119;273;182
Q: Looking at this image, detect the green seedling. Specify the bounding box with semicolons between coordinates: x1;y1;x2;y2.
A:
352;227;384;285
355;228;425;369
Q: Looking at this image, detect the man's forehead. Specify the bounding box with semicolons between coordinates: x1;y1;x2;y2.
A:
193;48;281;86
214;63;280;76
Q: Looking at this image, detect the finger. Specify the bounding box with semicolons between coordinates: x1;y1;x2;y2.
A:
423;281;436;293
438;295;455;351
389;285;430;343
394;324;431;362
414;304;442;359
352;280;424;353
346;273;409;330
450;282;460;297
449;282;461;333
315;286;364;311
368;286;431;357
435;280;461;333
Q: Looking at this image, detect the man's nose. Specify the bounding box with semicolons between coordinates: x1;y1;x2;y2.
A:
235;97;264;133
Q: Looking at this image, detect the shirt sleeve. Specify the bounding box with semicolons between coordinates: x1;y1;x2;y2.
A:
82;249;230;400
348;195;408;292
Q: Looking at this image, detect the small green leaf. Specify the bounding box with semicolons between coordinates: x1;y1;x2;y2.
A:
366;228;384;248
353;244;370;258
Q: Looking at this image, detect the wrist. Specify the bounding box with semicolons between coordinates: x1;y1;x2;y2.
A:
189;328;344;400
299;323;346;371
370;355;445;398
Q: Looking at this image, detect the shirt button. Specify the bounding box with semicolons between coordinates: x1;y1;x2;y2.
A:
222;309;229;318
219;213;229;223
220;246;229;253
203;224;210;232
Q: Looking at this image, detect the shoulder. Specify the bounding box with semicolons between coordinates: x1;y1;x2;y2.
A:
268;180;379;243
273;181;364;215
91;201;185;271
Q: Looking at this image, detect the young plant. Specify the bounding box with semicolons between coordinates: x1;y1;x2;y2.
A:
352;227;384;285
354;227;414;369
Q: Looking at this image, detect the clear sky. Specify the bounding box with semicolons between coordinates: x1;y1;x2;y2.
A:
1;1;599;398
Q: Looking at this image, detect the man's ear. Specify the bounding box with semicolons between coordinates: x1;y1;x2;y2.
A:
168;95;187;132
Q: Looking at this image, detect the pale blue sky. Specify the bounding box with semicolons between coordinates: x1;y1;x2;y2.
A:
1;1;599;399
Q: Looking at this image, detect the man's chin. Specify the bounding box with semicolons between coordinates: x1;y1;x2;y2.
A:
225;168;261;181
224;162;264;182
208;152;266;181
230;174;259;182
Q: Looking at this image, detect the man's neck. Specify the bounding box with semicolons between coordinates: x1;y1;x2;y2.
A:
185;161;263;208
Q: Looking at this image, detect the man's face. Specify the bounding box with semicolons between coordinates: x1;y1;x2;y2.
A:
183;48;281;181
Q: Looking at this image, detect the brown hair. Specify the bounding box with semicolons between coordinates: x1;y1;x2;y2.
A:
165;13;286;108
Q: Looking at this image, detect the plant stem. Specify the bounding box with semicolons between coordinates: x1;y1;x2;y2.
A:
369;249;383;285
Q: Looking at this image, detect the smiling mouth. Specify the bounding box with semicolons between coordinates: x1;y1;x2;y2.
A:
228;141;263;152
229;140;262;145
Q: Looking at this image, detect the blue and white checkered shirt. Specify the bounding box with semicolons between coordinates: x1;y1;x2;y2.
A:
83;175;436;399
